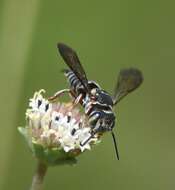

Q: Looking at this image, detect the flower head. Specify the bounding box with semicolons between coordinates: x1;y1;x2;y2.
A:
18;89;100;165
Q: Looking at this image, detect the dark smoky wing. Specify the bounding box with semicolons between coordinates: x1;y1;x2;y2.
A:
113;68;143;105
57;43;90;93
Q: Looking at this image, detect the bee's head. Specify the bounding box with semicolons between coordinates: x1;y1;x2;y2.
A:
87;80;113;107
90;88;113;107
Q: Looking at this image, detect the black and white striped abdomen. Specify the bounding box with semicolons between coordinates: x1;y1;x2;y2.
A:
64;69;84;95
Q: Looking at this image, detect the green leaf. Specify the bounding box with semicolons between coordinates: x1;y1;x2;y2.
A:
18;127;27;139
18;127;33;149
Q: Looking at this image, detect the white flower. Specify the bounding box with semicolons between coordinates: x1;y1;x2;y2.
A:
28;89;51;115
25;90;100;155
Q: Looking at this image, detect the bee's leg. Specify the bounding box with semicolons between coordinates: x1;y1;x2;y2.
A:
71;93;84;108
48;89;72;101
74;93;84;104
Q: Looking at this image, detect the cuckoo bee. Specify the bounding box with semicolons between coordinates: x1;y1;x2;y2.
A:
49;43;143;160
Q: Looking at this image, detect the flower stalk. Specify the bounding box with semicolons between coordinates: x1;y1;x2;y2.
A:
30;161;48;190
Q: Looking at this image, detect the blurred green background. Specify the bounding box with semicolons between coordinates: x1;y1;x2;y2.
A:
0;0;175;189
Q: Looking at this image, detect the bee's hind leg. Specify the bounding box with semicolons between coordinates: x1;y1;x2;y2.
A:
48;89;84;111
48;89;73;101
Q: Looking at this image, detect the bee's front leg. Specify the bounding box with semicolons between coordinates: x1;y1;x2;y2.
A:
73;93;84;105
68;93;84;110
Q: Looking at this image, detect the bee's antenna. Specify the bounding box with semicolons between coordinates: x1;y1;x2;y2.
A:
111;131;119;160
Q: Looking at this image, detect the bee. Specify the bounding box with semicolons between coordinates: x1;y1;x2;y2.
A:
49;43;143;160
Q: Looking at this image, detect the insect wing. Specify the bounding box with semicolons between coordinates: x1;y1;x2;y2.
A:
113;68;143;105
57;43;90;93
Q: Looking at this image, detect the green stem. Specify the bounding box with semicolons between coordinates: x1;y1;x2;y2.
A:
30;161;48;190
